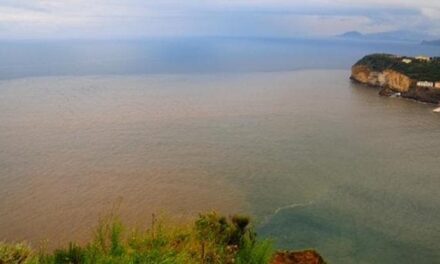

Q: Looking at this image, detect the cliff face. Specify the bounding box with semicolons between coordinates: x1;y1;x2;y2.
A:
351;65;412;93
271;250;326;264
351;58;440;104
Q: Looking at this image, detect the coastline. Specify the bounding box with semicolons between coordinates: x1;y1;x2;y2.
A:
350;54;440;105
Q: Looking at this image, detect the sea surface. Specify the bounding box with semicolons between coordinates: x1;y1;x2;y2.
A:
0;37;439;263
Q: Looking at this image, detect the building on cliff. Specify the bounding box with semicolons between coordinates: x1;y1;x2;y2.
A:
417;81;434;88
416;56;431;62
402;58;412;64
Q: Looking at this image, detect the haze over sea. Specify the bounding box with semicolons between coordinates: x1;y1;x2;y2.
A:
0;38;439;263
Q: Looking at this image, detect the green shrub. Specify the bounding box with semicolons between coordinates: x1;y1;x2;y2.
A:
235;235;273;264
53;243;84;264
1;212;274;264
355;54;440;82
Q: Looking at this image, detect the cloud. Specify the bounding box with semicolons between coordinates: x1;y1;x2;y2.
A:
421;7;440;20
0;0;438;39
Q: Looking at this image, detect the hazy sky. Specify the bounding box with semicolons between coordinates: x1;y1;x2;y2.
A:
1;0;439;39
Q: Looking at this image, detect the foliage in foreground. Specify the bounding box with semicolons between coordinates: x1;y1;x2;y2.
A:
0;212;274;264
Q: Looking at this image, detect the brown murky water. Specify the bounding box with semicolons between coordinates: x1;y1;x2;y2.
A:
1;70;440;263
0;74;254;246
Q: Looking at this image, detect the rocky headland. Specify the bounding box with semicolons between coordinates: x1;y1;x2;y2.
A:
350;54;440;104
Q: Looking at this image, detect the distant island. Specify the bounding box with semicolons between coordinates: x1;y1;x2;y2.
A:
351;54;440;104
422;39;440;46
337;30;435;43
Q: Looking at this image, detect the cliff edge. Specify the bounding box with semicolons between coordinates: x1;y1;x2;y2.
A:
272;250;326;264
350;54;440;104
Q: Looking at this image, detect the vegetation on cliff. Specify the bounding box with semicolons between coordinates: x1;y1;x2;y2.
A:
354;54;440;82
0;212;327;264
0;212;285;264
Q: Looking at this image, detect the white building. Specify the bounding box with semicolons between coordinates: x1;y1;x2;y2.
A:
402;58;412;64
415;56;431;62
417;81;434;88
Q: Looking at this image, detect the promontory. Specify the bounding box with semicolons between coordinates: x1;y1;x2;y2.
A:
350;54;440;104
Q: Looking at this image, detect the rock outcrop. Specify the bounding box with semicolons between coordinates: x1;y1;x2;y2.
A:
351;65;412;92
271;250;326;264
351;54;440;104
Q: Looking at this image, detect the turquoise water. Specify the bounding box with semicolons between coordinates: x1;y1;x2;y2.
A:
0;38;440;263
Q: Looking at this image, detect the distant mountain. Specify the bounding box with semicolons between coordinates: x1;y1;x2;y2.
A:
339;31;363;38
337;30;435;43
422;39;440;46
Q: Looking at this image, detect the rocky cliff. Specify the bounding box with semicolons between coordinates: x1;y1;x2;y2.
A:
272;250;326;264
351;54;440;104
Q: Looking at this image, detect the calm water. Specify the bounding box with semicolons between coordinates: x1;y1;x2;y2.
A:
0;38;440;263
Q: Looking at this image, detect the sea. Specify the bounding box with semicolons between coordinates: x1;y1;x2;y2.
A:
0;37;439;263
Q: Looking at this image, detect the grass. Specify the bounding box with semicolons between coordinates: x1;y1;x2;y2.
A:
0;212;274;264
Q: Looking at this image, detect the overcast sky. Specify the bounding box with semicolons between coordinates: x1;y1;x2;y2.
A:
1;0;439;39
